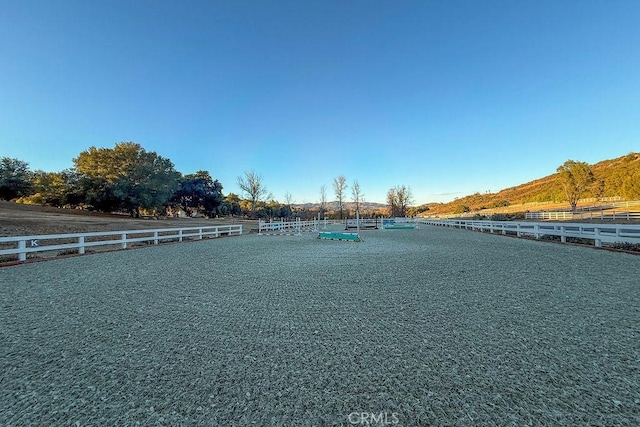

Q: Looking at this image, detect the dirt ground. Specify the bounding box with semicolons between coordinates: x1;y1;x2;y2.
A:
0;201;256;237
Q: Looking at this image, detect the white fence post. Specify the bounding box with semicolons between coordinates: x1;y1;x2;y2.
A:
78;236;85;254
18;240;26;261
121;233;127;249
594;227;602;247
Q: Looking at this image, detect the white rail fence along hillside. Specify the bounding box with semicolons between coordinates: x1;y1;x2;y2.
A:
0;224;243;262
525;211;640;221
419;219;640;248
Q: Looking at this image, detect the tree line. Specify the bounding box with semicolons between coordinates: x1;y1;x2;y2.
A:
1;142;417;219
5;143;635;218
0;142;240;218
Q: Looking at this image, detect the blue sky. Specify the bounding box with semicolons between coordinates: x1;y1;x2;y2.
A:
1;1;639;204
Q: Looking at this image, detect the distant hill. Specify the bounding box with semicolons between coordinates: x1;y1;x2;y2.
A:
290;153;640;217
421;152;640;215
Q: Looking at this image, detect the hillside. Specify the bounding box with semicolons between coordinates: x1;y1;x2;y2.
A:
421;152;640;215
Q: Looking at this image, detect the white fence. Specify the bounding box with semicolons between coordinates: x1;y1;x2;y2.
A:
258;218;324;235
526;211;640;221
419;219;640;247
0;225;243;262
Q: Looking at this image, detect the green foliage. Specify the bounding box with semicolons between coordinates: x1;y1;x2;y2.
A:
172;171;224;217
556;160;595;210
0;157;32;200
454;205;471;214
29;169;83;207
219;193;242;216
74;142;181;215
489;213;509;221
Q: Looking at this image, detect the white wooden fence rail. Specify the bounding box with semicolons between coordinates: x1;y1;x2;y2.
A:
525;211;640;221
418;219;640;247
0;225;243;262
258;218;325;235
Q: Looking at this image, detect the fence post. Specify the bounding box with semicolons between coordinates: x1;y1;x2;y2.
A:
178;229;183;242
18;240;26;261
594;227;602;247
154;231;159;245
121;233;127;249
78;236;85;254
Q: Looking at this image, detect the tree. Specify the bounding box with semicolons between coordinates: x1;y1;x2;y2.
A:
237;171;271;217
172;171;223;217
454;205;471;214
283;192;294;217
219;193;242;216
30;171;69;206
387;185;414;217
0;157;32;200
386;188;398;217
621;171;640;200
556;160;594;211
351;180;364;215
333;175;348;219
74;142;181;216
319;185;327;218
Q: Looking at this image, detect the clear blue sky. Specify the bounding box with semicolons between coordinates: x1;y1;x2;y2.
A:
1;1;639;204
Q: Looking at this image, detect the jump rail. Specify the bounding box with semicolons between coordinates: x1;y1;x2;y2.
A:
418;219;640;247
0;224;243;262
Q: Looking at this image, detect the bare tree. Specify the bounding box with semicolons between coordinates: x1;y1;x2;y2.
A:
556;160;594;211
387;185;414;217
283;191;294;218
387;188;398;217
351;180;364;215
284;191;294;207
319;185;327;218
237;171;271;217
396;185;413;217
333;175;348;219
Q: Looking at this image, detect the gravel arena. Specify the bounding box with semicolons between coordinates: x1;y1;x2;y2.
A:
1;225;638;426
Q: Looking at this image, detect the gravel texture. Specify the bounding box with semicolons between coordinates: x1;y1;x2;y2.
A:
1;225;639;426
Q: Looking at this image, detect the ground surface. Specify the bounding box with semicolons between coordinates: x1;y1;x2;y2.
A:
1;225;638;426
0;201;250;237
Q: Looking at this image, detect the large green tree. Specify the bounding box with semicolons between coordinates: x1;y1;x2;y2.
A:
0;157;32;200
31;170;70;206
556;160;594;211
74;142;180;216
172;170;224;217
